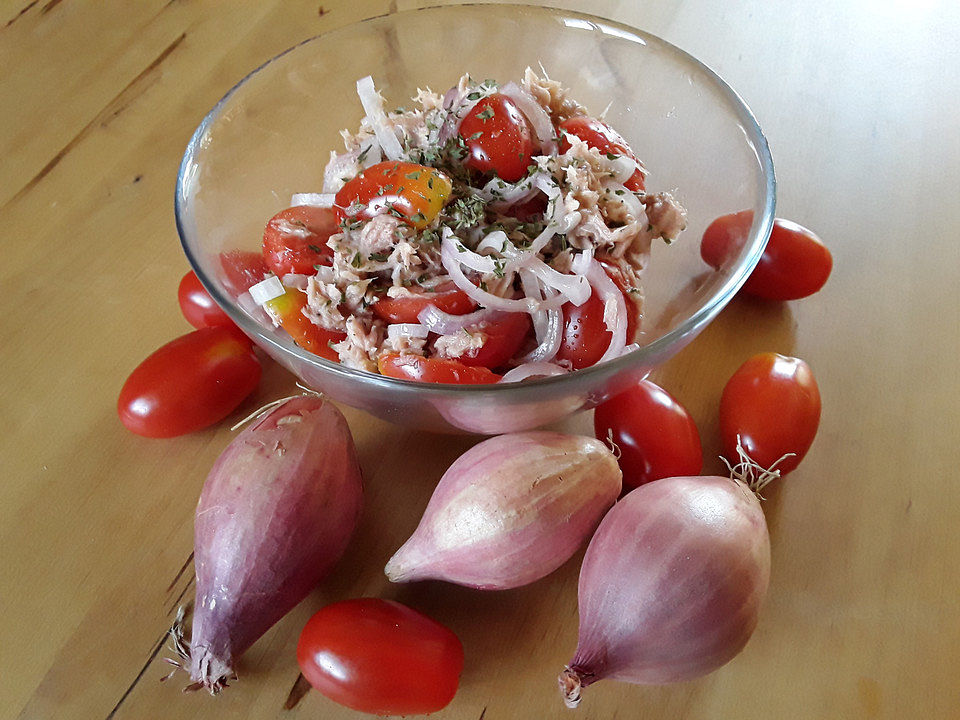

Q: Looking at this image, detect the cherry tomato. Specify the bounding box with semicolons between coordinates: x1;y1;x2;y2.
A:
558;116;645;191
335;161;452;229
373;282;476;324
378;353;501;384
262;205;338;277
297;598;463;715
263;288;344;362
504;193;547;221
594;380;702;489
456;312;532;369
719;352;821;474
555;265;639;370
459;94;536;182
219;250;268;295
177;270;235;330
117;327;261;438
701;212;832;301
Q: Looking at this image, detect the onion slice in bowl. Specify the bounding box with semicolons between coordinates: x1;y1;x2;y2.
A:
500;362;568;383
417;305;504;335
585;260;628;363
501;82;557;155
356;76;404;161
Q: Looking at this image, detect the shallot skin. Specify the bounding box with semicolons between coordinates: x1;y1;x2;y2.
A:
385;432;622;590
189;396;363;692
561;475;770;707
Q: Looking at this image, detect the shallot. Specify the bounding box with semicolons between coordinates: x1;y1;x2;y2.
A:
385;432;621;590
177;395;363;693
559;474;771;708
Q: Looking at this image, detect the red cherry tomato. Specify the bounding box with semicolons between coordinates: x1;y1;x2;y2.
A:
218;250;268;295
373;282;476;324
701;212;832;300
719;352;821;475
503;193;548;221
177;270;235;330
594;380;702;489
459;94;536;182
297;598;463;716
263;288;345;362
262;206;338;277
117;327;261;438
335;161;452;229
378;353;501;384
456;312;532;369
559;116;645;191
555;265;639;370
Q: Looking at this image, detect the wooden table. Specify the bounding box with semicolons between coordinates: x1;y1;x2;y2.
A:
3;1;958;718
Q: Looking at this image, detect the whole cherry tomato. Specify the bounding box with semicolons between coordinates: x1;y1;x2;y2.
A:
701;212;832;300
555;265;639;370
558;116;645;191
456;311;532;369
335;161;452;229
594;380;703;489
719;352;821;474
263;288;344;362
178;270;235;330
218;250;268;295
378;353;501;384
117;327;261;438
297;598;464;716
373;282;476;324
262;205;338;277
459;94;536;182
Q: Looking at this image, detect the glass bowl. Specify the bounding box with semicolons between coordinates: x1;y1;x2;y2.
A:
176;3;775;434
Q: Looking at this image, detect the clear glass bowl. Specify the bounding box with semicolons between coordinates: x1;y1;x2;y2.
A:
176;4;775;434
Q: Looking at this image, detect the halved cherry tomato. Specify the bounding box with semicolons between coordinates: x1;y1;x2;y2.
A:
457;312;532;369
701;212;832;300
459;94;536;182
372;282;476;324
504;193;547;221
335;161;452;229
555;265;639;370
594;379;702;489
178;270;235;330
719;352;821;475
558;116;645;191
219;250;267;295
262;206;338;276
117;326;261;438
297;598;463;715
263;288;345;362
378;353;501;384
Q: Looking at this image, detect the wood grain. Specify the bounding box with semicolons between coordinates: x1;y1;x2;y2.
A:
1;1;958;719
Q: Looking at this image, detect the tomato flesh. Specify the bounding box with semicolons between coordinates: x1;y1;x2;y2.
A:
373;282;476;324
178;270;235;330
459;93;536;182
701;212;832;300
378;353;501;384
219;250;267;295
262;206;338;276
117;327;261;438
559;116;645;191
456;311;532;369
263;289;344;362
297;598;463;716
335;161;452;229
594;380;702;489
719;352;821;474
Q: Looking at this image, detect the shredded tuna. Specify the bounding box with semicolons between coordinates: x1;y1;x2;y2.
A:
433;329;487;359
643;192;688;241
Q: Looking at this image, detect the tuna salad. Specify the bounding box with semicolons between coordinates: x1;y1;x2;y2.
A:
240;69;687;384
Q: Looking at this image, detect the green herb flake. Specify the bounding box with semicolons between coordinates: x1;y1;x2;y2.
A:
405;170;422;180
368;252;390;262
476;106;495;121
606;152;621;160
308;244;323;254
351;253;362;268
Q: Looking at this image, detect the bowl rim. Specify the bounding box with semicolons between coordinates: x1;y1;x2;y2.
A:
176;2;776;396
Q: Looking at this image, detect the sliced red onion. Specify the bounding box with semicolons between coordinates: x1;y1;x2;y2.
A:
323;149;358;193
570;247;595;275
518;270;562;363
290;193;336;208
586;260;628;363
501;82;557;155
281;273;310;292
249;276;285;305
387;323;430;340
356;76;404;161
476;173;543;206
500;362;568;383
523;256;591;306
417;305;503;335
598;153;639;184
440;231;537;313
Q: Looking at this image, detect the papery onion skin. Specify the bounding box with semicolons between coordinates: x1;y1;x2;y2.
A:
189;396;364;693
560;475;770;707
385;432;622;590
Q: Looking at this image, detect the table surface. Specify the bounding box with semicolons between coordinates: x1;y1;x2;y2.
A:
2;1;959;718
